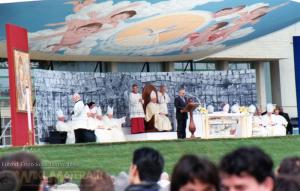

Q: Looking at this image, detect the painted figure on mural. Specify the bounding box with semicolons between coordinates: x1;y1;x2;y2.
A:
181;2;290;53
33;3;139;52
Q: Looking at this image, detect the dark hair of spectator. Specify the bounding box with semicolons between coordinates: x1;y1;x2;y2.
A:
277;156;300;176
171;154;220;191
80;170;114;191
48;176;58;187
274;175;300;191
219;147;274;183
132;147;164;182
0;152;42;191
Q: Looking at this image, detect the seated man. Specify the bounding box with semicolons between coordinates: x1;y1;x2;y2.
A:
56;110;75;144
262;104;287;136
126;147;164;191
220;147;275;191
251;107;268;137
102;106;126;142
94;106;114;143
145;91;172;132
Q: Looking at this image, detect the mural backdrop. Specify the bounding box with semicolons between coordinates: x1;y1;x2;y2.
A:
1;0;300;61
32;69;256;141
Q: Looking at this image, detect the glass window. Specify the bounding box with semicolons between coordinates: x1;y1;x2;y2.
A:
117;62;144;72
174;61;216;71
229;62;251;70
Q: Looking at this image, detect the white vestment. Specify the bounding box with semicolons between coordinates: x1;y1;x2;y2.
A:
56;121;75;144
86;106;101;130
95;118;114;143
101;116;126;142
262;114;287;136
252;115;268;137
157;92;170;115
129;92;145;118
71;100;88;130
145;102;172;131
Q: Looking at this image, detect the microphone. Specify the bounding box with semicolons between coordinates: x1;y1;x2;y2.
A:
185;93;201;105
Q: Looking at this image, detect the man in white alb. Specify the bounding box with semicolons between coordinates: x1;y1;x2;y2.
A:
129;84;145;134
71;93;88;130
262;104;287;136
102;106;126;142
157;85;170;116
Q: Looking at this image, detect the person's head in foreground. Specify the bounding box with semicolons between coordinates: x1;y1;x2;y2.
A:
0;170;19;191
126;147;164;190
171;154;220;191
274;175;300;191
219;147;274;191
0;152;42;191
277;156;300;176
80;170;114;191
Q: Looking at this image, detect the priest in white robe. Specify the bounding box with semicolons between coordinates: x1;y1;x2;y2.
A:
102;106;126;142
262;104;287;136
70;93;88;130
56;110;75;144
250;107;267;137
145;91;172;131
129;84;145;134
158;85;170;115
95;106;114;143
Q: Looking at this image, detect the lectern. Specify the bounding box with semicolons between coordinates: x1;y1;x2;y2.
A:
182;103;199;138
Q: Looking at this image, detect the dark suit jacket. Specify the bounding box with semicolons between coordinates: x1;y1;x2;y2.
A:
174;96;188;120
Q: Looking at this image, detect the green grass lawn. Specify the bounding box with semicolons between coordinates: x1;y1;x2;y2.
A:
0;136;300;183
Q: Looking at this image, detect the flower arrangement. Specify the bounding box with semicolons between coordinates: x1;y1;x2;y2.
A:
239;106;249;114
199;107;208;114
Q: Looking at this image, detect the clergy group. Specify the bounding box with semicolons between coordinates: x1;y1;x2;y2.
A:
55;84;176;144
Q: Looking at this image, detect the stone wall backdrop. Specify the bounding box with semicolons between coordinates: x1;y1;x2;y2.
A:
32;69;257;141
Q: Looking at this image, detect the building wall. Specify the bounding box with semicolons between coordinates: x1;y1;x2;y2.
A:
207;21;300;117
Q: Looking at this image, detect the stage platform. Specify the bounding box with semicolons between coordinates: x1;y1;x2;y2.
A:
122;127;178;142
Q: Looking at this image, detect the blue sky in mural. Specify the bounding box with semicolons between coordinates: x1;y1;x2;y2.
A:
1;0;300;58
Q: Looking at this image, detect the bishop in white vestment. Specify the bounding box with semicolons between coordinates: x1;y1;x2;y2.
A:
56;110;75;144
145;91;172;131
102;106;126;142
70;93;88;130
157;85;170;115
262;104;287;136
95;106;114;143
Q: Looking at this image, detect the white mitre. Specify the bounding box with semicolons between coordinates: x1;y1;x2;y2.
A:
231;104;240;113
56;109;64;118
266;103;274;113
96;107;102;116
248;105;256;114
207;105;214;113
223;104;230;113
150;91;156;99
107;106;114;115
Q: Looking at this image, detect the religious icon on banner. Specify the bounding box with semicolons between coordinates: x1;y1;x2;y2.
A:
14;50;32;112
